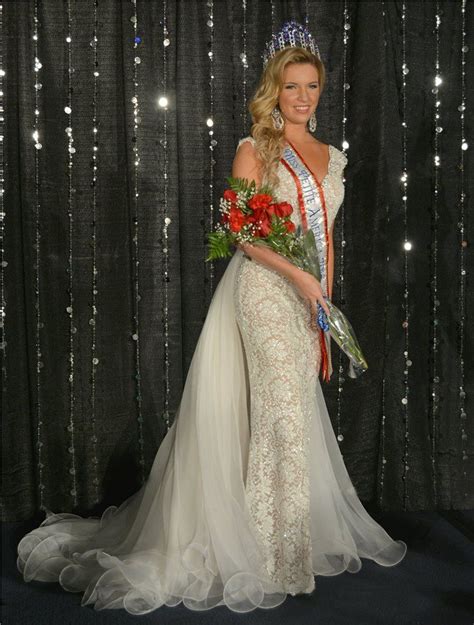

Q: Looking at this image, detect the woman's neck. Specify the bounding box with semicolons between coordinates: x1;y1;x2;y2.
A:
283;128;313;144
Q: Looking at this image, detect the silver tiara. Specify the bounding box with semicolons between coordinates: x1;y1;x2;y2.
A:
262;20;320;69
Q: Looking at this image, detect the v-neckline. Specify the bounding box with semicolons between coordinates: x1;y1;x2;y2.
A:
285;139;332;187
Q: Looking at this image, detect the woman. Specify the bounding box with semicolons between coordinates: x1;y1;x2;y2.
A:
17;20;407;615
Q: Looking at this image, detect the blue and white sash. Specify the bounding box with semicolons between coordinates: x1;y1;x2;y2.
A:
281;144;329;298
281;143;333;381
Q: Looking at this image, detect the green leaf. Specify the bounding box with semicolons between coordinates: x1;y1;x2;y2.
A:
225;176;275;198
206;231;233;261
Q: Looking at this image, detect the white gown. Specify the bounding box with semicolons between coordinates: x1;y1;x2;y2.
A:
16;136;407;614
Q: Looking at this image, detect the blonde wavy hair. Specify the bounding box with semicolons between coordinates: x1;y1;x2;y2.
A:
248;46;326;189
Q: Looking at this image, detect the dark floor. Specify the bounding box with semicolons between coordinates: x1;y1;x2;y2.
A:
2;509;474;625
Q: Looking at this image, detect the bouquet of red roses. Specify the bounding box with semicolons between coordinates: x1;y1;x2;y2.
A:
206;176;303;262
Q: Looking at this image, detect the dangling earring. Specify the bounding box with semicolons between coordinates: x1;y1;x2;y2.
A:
308;111;317;133
271;106;284;130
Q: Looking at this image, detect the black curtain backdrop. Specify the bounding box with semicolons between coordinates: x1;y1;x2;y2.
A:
2;0;473;522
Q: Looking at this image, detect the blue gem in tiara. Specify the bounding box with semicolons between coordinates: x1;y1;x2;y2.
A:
262;19;320;68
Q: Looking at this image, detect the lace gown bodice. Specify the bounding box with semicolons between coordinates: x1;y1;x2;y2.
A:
237;136;348;233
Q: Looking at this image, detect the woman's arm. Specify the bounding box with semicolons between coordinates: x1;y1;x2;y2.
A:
231;141;301;283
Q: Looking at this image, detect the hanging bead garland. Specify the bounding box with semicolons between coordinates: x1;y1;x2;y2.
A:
333;0;351;454
65;0;79;507
129;0;145;482
32;0;47;511
158;0;172;431
458;0;469;495
206;1;216;296
240;0;248;137
400;1;411;510
378;1;388;507
271;0;277;32
88;0;100;503
428;1;443;508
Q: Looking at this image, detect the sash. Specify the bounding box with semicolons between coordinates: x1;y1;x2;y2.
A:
280;143;333;382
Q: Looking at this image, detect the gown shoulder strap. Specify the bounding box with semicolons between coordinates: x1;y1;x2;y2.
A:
330;144;348;170
237;136;256;150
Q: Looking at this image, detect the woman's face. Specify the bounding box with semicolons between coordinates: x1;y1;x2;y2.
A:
277;62;320;128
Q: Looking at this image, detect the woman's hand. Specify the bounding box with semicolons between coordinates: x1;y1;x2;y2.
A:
291;268;331;319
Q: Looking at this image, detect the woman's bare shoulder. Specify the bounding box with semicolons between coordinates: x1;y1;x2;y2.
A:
234;136;258;161
232;136;261;184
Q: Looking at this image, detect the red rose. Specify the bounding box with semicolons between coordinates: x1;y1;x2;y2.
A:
248;193;273;211
246;205;266;237
229;206;245;232
245;211;259;226
285;220;295;233
244;215;261;238
274;202;293;218
256;212;272;237
223;189;238;203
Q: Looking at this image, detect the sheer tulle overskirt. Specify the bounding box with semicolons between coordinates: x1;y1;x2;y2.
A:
309;378;406;574
17;249;406;614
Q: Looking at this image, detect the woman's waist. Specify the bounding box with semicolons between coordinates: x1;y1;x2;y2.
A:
236;252;295;290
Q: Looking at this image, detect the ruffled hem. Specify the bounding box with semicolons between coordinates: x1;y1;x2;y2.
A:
17;507;288;614
17;505;407;614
